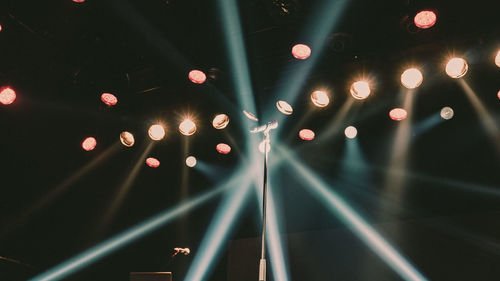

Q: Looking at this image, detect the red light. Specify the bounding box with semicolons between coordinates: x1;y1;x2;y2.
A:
0;24;2;32
82;137;97;151
101;93;118;106
389;108;408;121
73;0;85;3
414;10;436;29
146;157;160;168
299;129;315;141
216;143;231;154
188;70;207;84
0;87;16;105
292;44;311;60
497;90;500;100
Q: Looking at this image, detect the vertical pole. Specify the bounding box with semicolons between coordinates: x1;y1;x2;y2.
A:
259;132;270;281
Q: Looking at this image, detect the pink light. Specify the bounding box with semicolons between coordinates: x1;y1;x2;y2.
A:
73;0;85;3
414;10;437;29
292;44;311;60
389;108;408;121
82;137;97;151
146;157;160;168
0;87;16;105
0;24;2;32
299;129;315;141
216;143;231;154
188;70;207;84
497;90;500;100
101;93;118;106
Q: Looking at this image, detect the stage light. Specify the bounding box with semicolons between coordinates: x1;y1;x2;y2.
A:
440;106;454;120
82;137;97;151
146;157;160;168
216;143;231;154
186;156;197;167
414;10;437;29
389;108;408;121
258;139;271;154
401;68;423;89
311;90;330;107
0;24;2;32
243;110;259;121
498;90;500;100
495;50;500;67
73;0;85;2
276;100;293;115
445;57;468;78
101;93;118;106
119;131;135;147
188;70;207;84
179;119;196;136
299;129;315;141
148;124;165;141
212;114;230;129
0;87;16;105
344;126;357;139
350;81;371;100
291;44;311;60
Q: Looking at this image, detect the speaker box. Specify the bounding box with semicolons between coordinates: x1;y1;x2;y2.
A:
130;272;172;281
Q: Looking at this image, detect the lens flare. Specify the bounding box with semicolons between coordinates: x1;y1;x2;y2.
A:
82;137;97;151
148;124;165;141
350;81;371;100
401;68;423;89
119;131;135;147
101;93;118;106
276;100;293;115
216;143;231;154
311;90;330;107
0;87;16;105
188;70;207;84
445;57;468;78
344;126;357;139
179;119;197;136
291;44;311;60
299;129;315;141
414;10;437;29
212;114;230;129
440;106;454;120
146;157;160;168
186;156;197;167
389;108;408;121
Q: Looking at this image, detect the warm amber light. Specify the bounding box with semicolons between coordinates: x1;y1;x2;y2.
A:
186;156;197;167
311;90;330;107
212;114;230;129
82;137;97;151
495;50;500;67
401;68;423;89
148;124;165;141
120;131;135;147
389;108;408;121
179;119;196;136
350;81;371;100
276;100;293;115
344;126;357;139
445;57;468;78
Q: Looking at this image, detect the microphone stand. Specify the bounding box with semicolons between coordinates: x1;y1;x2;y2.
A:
258;129;271;281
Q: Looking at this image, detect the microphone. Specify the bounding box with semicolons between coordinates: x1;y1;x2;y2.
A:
174;247;190;256
250;120;278;134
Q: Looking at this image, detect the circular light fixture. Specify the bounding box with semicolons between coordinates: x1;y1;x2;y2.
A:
0;87;16;105
82;137;97;151
498;90;500;100
120;131;135;147
146;157;160;168
445;57;468;78
148;124;166;141
401;68;423;89
292;44;311;60
216;143;231;154
179;119;196;136
344;126;357;139
101;93;118;106
276;100;293;115
186;156;197;167
188;70;207;84
389;108;408;121
310;90;330;107
414;10;437;29
495;50;500;68
350;81;371;100
0;24;3;32
440;106;454;120
212;114;230;129
299;129;315;141
73;0;85;3
243;110;259;122
258;140;271;154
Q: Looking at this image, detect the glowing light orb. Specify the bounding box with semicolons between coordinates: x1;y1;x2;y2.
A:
389;108;408;121
414;10;437;29
148;124;165;141
186;156;197;167
101;93;117;106
243;110;259;121
216;143;231;154
212;114;230;129
344;126;358;139
258;140;271;154
299;129;315;141
440;106;454;120
73;0;86;2
350;81;371;100
146;157;160;168
0;24;2;32
498;90;500;100
276;100;293;115
292;44;311;60
495;50;500;67
120;131;135;147
179;119;196;136
401;68;423;89
0;87;16;105
445;57;468;78
188;70;207;84
82;137;97;151
311;90;330;107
